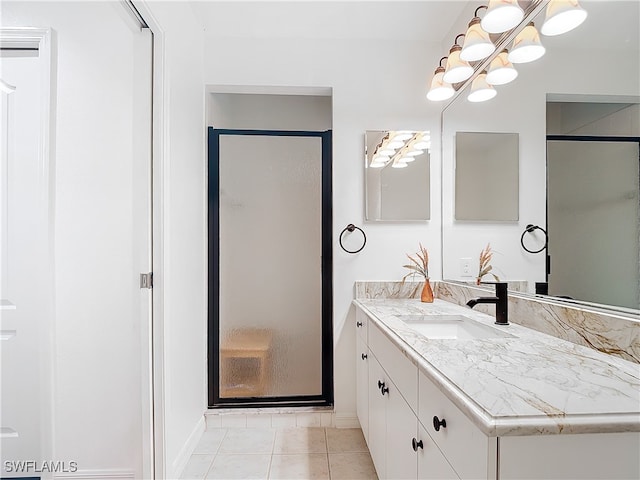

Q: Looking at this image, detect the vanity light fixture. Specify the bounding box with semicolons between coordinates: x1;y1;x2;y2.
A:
486;49;518;85
541;0;588;36
461;6;496;62
508;22;546;63
481;0;524;34
426;57;455;101
443;35;475;84
467;71;497;102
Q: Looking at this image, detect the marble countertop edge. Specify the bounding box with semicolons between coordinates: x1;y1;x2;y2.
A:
353;299;640;437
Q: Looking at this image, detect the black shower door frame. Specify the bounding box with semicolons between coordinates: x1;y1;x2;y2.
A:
207;128;333;408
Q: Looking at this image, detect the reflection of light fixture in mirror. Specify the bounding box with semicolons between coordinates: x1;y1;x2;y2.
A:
461;7;496;61
481;0;524;34
541;0;588;36
467;71;497;102
369;159;387;168
0;79;16;94
392;160;408;168
443;36;474;84
406;150;424;157
386;141;404;149
392;132;413;141
426;57;455;102
401;156;416;163
378;148;396;156
509;22;546;63
486;49;518;85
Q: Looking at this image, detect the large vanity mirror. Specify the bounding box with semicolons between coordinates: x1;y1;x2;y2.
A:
365;130;431;221
441;1;640;313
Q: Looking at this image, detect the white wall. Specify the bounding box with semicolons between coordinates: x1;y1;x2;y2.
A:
139;2;207;477
441;13;640;289
202;26;444;424
1;2;151;477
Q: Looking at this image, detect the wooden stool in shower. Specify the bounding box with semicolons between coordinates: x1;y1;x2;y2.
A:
220;328;273;398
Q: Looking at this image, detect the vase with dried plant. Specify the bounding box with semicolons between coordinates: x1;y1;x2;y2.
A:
477;243;500;285
402;243;433;303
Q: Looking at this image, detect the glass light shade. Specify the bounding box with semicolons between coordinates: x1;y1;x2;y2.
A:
443;46;474;84
413;141;430;149
541;0;588;36
467;73;497;102
391;161;408;169
371;155;389;165
481;0;524;34
426;68;455;101
377;148;396;156
486;51;518;85
461;19;496;61
386;141;404;149
392;132;413;141
369;161;386;168
509;23;546;63
401;156;416;163
406;150;424;156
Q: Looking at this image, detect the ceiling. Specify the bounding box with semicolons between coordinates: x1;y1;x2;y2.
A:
189;1;471;42
190;0;639;52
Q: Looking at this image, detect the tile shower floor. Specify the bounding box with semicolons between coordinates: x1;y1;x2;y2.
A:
180;427;378;480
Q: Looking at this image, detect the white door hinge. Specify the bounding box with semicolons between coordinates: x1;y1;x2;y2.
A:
140;272;153;289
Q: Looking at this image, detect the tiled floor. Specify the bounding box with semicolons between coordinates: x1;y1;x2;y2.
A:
181;427;378;480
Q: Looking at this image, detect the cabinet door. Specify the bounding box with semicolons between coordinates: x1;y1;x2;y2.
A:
356;335;369;442
417;422;460;480
386;381;418;480
368;355;387;479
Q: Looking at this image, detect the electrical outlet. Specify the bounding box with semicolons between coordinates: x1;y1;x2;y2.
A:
460;258;473;277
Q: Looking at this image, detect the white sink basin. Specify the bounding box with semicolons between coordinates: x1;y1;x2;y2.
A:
396;314;515;340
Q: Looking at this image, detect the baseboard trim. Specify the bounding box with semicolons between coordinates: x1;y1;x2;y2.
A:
54;469;135;480
334;414;360;429
171;415;206;479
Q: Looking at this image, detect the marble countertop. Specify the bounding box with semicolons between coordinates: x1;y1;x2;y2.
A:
354;298;640;437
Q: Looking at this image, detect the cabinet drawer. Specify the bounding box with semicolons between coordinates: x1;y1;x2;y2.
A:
369;321;418;414
355;308;369;342
418;371;495;480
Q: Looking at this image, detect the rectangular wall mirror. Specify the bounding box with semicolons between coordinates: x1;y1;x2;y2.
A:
455;132;519;221
365;130;430;221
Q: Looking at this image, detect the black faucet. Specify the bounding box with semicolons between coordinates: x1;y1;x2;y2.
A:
466;282;509;325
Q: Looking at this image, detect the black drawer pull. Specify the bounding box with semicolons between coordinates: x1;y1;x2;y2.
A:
380;384;389;395
361;353;368;360
377;380;384;389
411;438;424;451
433;416;447;432
356;321;363;327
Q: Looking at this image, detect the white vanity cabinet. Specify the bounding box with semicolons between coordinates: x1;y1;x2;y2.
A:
355;305;640;480
356;309;459;480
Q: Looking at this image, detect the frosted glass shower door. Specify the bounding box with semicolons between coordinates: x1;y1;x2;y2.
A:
209;129;332;405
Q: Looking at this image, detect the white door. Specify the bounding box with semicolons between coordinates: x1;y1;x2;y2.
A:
0;6;153;477
356;335;369;442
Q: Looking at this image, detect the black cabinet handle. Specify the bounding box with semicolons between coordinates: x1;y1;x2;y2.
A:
356;321;363;327
377;380;384;389
433;416;447;432
380;384;389;395
411;438;424;451
361;353;368;360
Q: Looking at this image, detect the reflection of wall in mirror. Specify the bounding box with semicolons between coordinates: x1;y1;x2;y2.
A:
442;1;640;294
454;132;519;221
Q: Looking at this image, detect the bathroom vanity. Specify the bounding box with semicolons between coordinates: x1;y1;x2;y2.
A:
354;297;640;480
